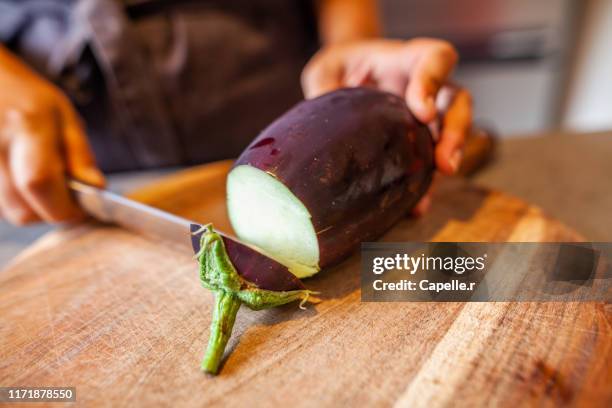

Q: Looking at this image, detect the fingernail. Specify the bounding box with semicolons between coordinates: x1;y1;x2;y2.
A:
419;96;435;121
449;150;463;174
416;195;431;215
345;73;360;87
424;95;435;110
411;194;432;217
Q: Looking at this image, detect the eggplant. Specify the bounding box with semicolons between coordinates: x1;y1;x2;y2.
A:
198;87;434;374
227;87;435;277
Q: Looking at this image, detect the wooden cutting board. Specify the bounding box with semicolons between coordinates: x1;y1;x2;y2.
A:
0;161;609;407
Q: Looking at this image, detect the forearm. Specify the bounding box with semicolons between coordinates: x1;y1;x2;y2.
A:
316;0;381;45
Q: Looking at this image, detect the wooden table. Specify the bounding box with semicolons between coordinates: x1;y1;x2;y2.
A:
0;161;609;407
473;131;612;241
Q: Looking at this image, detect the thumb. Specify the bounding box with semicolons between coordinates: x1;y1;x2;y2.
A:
405;41;458;123
60;104;105;187
301;52;343;99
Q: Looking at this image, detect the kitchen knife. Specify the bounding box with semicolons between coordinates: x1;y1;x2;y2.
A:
68;180;304;291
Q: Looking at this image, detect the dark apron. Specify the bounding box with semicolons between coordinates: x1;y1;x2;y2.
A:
1;0;317;171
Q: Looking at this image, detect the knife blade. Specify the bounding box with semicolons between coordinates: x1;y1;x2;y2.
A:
68;180;304;291
69;179;204;253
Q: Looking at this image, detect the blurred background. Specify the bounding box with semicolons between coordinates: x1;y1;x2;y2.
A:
1;0;611;268
382;0;611;136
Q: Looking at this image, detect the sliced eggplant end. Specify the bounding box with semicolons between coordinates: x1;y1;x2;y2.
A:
227;164;320;279
197;226;315;374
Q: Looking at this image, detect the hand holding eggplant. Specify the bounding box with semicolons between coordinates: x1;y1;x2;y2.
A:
301;38;473;178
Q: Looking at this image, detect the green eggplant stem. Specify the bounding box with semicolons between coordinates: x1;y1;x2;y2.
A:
196;224;316;375
201;290;242;374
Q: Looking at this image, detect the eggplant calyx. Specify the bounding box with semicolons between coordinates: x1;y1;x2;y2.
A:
197;225;315;374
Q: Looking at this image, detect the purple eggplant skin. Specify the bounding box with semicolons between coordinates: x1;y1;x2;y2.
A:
222;237;305;291
191;224;303;291
233;87;435;270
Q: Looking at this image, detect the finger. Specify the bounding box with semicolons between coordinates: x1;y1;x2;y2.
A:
435;83;460;113
405;41;458;123
376;72;408;96
411;192;431;217
301;51;344;99
60;104;105;187
411;172;439;217
344;58;372;87
435;89;472;175
9;119;83;223
0;155;40;225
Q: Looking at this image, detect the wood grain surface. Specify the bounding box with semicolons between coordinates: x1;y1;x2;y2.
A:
0;160;609;408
